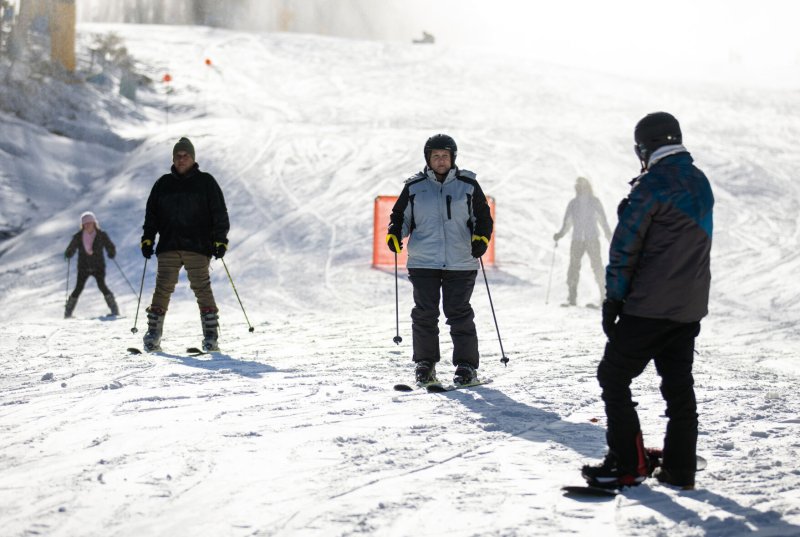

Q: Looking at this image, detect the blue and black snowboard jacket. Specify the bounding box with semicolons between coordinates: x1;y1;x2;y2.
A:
606;147;714;322
388;167;493;271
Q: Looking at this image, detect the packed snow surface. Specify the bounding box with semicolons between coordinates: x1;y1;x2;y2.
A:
1;24;799;537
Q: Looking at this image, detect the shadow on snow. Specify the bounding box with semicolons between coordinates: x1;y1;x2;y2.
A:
444;386;800;535
159;352;279;379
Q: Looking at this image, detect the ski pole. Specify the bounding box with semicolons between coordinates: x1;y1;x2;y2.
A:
65;256;71;303
131;258;148;334
480;257;508;365
393;251;402;344
221;258;254;332
112;258;138;297
545;241;557;304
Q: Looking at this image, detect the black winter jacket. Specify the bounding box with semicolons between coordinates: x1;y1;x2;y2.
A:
142;163;229;257
65;230;116;274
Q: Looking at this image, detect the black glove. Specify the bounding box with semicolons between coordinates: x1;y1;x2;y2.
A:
471;235;489;258
386;234;402;253
108;251;116;260
64;249;73;260
141;239;154;259
213;240;228;259
553;232;563;242
602;299;623;339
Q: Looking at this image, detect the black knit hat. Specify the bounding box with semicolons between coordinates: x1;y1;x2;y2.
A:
173;137;195;159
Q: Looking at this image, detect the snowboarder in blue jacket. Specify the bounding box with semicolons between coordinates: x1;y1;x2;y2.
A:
583;112;714;490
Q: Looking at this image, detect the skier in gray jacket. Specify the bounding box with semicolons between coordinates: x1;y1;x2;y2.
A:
387;134;493;386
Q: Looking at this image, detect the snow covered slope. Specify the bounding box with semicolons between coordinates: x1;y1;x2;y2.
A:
0;24;799;537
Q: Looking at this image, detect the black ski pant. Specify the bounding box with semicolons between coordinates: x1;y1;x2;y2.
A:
70;268;112;298
597;314;700;477
408;268;479;368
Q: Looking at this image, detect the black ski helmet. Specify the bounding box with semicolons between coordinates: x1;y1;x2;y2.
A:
634;112;682;164
424;134;457;167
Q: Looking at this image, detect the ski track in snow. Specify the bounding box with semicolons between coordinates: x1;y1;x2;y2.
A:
1;23;799;537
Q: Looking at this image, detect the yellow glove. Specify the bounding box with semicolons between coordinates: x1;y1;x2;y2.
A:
471;235;489;258
386;234;402;253
140;239;154;259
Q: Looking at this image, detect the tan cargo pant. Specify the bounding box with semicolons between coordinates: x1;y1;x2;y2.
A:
149;250;217;312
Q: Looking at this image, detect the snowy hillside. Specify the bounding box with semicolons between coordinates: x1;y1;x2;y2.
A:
1;23;799;537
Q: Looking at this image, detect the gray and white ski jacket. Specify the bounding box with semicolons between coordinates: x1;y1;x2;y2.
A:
388;167;493;271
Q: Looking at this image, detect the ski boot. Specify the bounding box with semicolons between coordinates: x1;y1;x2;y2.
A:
104;293;120;316
453;363;478;386
415;361;437;385
64;295;78;318
143;306;165;352
200;307;220;352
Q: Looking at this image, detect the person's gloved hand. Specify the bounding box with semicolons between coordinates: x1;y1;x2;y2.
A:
602;298;623;338
386;234;402;253
553;232;563;242
108;251;116;260
213;240;228;259
64;249;73;260
471;235;489;258
141;239;154;259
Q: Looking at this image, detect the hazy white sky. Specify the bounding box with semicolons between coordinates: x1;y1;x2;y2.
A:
73;0;800;87
388;0;800;87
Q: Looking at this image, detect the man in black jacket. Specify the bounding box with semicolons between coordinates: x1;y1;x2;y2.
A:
140;137;229;352
582;112;714;490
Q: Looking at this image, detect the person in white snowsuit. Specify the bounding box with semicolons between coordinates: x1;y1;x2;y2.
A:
553;177;611;306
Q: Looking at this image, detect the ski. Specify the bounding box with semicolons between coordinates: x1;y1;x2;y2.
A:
426;378;493;392
393;378;493;393
562;453;707;498
186;347;221;356
128;346;163;354
393;380;442;392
